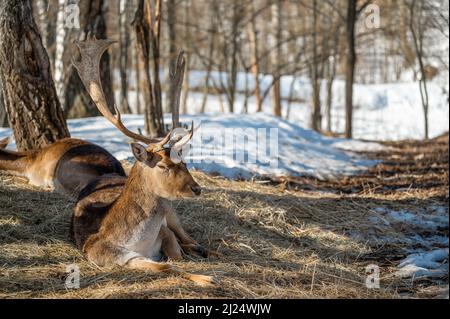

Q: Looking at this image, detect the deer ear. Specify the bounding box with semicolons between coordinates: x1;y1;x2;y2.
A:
0;137;9;149
131;143;149;163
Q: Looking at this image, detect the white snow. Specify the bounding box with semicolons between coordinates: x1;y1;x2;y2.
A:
0;113;383;180
115;69;448;141
184;72;449;141
367;206;449;280
396;249;449;279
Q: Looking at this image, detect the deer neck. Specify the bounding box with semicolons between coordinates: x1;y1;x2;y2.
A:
118;162;164;213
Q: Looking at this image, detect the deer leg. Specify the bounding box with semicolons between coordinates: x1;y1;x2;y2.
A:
159;225;182;261
165;208;219;258
127;257;216;287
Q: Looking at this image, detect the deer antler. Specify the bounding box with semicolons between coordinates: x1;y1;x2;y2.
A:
72;36;158;145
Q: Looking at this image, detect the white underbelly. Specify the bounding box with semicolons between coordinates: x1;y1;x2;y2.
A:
124;212;167;261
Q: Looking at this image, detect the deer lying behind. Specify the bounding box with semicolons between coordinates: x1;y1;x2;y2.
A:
0;137;125;195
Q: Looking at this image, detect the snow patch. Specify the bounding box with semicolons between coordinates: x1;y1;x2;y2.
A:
396;249;449;279
0;113;383;180
367;205;449;280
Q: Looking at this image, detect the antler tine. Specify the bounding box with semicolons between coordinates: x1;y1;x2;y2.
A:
72;37;158;145
149;49;189;153
172;121;196;151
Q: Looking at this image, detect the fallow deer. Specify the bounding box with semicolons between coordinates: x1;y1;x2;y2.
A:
0;37;216;286
70;37;215;286
0;136;126;195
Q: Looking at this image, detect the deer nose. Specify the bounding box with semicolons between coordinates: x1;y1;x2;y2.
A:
191;185;201;196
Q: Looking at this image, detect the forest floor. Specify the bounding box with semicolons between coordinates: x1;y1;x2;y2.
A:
0;135;448;299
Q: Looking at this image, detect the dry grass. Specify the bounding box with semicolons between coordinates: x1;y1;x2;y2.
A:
0;136;448;299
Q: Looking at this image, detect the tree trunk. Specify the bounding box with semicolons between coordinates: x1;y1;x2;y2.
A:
271;0;282;117
134;44;141;114
0;80;9;127
408;0;429;139
54;0;67;111
248;1;262;113
310;0;322;132
345;0;357;139
180;0;190;115
166;0;176;114
64;0;115;118
118;0;131;114
325;56;337;133
326;16;340;133
148;0;164;134
34;0;48;49
199;0;217;114
133;0;163;137
0;0;69;151
227;1;243;114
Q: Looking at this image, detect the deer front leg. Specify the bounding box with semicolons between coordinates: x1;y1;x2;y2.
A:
165;207;219;258
127;257;216;287
159;225;182;261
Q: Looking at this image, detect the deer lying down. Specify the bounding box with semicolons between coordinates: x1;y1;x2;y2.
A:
69;37;216;286
0;136;125;195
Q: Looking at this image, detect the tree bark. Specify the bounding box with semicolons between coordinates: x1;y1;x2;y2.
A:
133;0;163;137
0;79;9;127
271;0;282;118
345;0;357;139
310;0;322;132
148;0;164;134
408;0;429;139
181;0;190;115
54;0;67;111
0;0;69;151
34;0;48;49
134;44;141;114
119;0;131;114
166;0;176;114
248;1;262;113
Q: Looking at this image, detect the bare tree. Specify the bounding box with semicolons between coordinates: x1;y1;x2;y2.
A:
248;1;263;112
0;80;9;127
271;0;282;117
133;0;164;137
200;0;218;114
34;0;48;49
0;0;69;151
118;0;132;114
180;0;191;114
54;0;67;110
406;0;430;139
344;0;372;138
310;0;322;131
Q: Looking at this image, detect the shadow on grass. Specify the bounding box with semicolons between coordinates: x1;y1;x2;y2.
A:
0;174;447;297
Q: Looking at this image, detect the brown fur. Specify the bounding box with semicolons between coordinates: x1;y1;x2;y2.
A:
0;138;125;195
3;37;216;286
72;147;216;286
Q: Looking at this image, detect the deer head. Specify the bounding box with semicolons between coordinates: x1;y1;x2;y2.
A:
0;137;9;149
73;36;200;200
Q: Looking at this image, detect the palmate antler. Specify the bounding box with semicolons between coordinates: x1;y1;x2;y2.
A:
72;35;194;150
72;36;157;144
